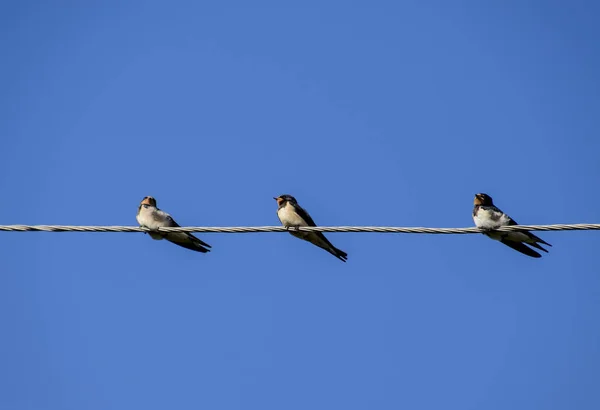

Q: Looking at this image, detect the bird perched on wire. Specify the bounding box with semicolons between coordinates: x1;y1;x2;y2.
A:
274;194;348;262
472;193;551;258
136;196;211;253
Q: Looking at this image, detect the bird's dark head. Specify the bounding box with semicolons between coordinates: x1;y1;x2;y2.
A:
140;196;157;207
273;194;297;207
474;193;493;206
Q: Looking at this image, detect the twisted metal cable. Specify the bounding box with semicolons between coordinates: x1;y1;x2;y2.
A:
0;223;598;234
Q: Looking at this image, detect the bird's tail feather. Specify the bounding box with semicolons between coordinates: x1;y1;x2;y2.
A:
527;231;552;247
501;239;541;258
329;246;348;262
528;241;549;253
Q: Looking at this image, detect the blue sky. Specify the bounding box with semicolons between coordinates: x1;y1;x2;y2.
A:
1;1;599;409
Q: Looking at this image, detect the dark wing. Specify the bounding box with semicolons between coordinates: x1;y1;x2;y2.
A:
294;204;318;227
165;215;181;227
165;215;212;251
506;215;552;247
505;214;518;226
295;205;347;261
167;235;211;253
500;239;541;258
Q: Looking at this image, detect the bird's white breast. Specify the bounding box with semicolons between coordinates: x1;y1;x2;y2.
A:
137;207;165;230
277;203;307;227
473;207;510;229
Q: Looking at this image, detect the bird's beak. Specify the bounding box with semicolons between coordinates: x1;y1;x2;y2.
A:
273;197;279;201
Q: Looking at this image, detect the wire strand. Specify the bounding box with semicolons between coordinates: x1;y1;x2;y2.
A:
0;223;598;234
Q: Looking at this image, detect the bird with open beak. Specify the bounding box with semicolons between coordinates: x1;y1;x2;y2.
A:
473;193;551;258
274;194;348;262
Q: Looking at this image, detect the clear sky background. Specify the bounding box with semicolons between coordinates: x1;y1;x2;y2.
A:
1;1;599;409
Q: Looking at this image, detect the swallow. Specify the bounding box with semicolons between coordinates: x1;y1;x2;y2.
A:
136;196;211;253
274;194;348;262
472;193;551;258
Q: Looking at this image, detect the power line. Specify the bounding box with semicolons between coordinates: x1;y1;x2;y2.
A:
0;223;598;234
